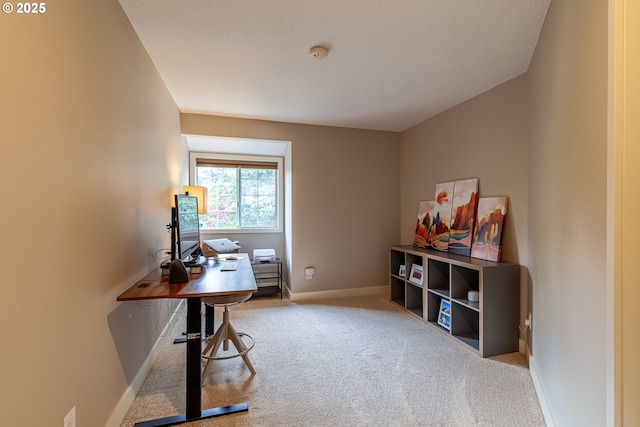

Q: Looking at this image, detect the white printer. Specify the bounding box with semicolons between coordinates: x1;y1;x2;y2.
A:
253;248;276;262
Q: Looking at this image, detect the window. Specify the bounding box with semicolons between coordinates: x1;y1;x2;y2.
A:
191;153;282;231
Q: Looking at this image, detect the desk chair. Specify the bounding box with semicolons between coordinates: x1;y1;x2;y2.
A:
201;294;256;379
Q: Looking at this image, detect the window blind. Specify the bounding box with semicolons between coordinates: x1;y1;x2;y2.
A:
196;158;278;170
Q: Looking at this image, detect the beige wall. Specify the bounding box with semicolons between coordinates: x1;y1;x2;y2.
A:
611;0;640;425
181;114;401;297
400;74;529;332
0;1;186;426
528;0;608;425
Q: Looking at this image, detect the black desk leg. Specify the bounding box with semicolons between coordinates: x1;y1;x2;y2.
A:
134;297;248;427
205;303;215;336
185;297;202;418
173;302;215;344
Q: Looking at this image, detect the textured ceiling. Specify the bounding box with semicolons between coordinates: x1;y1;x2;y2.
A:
119;0;550;132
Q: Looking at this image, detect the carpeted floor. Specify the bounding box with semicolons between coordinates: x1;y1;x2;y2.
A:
120;295;545;427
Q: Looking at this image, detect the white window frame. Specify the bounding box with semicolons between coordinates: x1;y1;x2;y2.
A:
189;152;284;234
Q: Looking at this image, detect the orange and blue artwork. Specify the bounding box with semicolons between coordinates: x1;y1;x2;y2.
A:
448;178;479;256
471;196;508;262
431;181;455;251
413;200;436;248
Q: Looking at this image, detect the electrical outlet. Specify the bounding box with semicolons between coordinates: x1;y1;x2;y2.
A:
64;406;76;427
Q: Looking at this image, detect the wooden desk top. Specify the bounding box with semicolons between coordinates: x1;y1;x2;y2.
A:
117;254;257;301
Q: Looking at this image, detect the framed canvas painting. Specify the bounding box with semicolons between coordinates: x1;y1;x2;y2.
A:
431;181;454;251
413;200;436;248
470;197;508;262
448;178;479;256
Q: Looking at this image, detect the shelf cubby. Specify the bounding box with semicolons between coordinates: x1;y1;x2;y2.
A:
451;264;480;310
451;302;480;351
426;291;450;333
406;283;423;318
390;249;405;278
389;248;425;320
427;259;449;293
390;275;405;307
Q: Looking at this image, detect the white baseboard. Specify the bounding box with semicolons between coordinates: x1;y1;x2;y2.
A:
527;346;556;427
288;285;387;301
104;300;185;427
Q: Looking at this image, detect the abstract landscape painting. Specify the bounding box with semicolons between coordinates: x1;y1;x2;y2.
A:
413;200;436;248
431;181;454;251
470;196;508;262
448;178;479;256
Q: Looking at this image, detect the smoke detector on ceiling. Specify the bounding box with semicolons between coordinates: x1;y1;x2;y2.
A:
309;45;328;60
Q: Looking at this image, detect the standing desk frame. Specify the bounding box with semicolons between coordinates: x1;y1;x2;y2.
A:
117;255;257;427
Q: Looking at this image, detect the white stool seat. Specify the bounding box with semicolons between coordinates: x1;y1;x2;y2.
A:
202;293;252;306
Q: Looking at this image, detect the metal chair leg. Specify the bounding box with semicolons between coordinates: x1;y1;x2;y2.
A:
202;304;256;379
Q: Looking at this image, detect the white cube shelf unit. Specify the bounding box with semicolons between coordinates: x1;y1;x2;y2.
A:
390;245;519;357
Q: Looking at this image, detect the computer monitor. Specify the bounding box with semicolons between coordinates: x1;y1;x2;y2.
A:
174;194;202;264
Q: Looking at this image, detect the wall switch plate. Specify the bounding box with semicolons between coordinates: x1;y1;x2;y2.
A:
64;406;76;427
524;313;532;330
